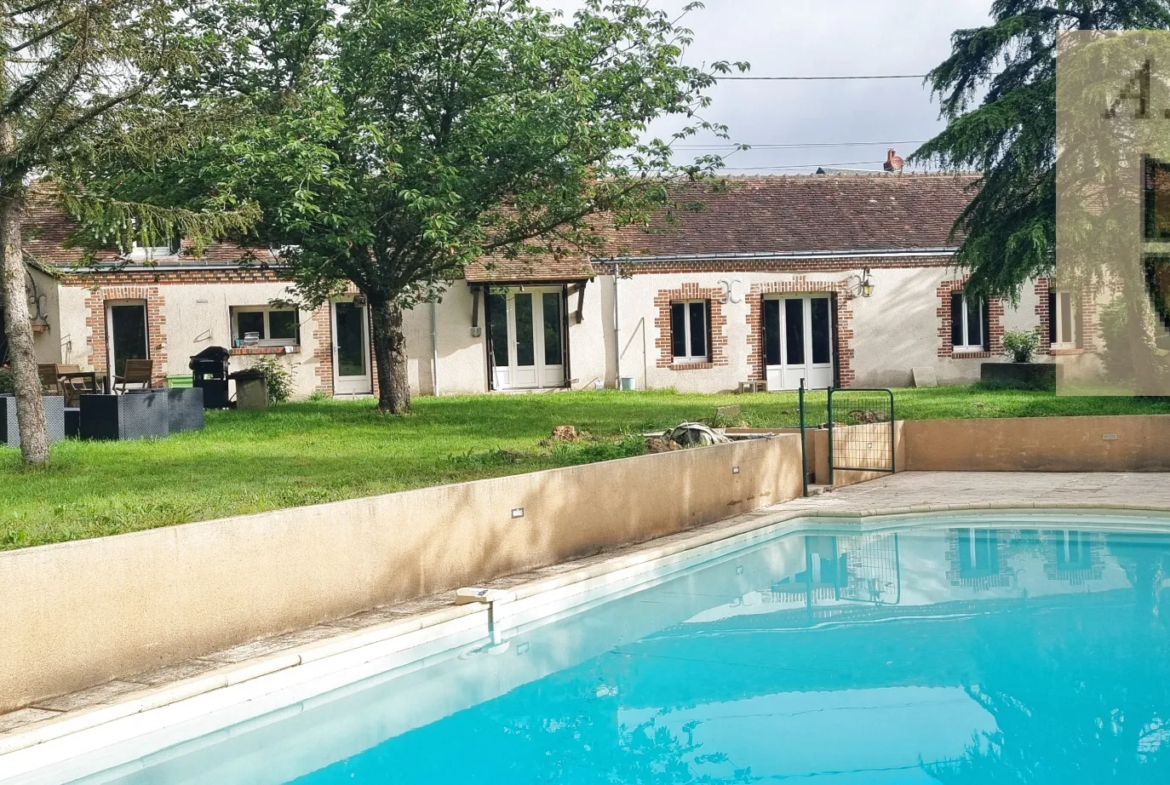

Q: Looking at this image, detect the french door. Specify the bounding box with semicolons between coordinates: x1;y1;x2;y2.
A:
331;300;372;395
763;295;834;390
106;301;149;378
487;287;565;390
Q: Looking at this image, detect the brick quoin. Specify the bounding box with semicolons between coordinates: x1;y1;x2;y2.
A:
936;277;1004;359
653;284;729;370
1035;277;1052;354
743;278;856;387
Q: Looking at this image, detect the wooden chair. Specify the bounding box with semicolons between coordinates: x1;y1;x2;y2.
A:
57;364;97;407
37;364;62;395
114;359;154;393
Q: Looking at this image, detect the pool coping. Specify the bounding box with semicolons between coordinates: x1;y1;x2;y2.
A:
4;498;1170;780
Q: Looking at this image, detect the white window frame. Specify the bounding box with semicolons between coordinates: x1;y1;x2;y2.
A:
1052;290;1077;348
671;299;709;363
231;306;300;347
953;292;986;353
126;235;181;260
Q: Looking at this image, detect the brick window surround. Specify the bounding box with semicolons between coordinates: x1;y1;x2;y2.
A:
654;284;728;370
1036;278;1095;355
745;278;856;387
83;285;168;387
937;278;1004;359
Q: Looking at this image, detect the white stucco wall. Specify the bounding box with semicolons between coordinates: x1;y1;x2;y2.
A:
56;280;326;399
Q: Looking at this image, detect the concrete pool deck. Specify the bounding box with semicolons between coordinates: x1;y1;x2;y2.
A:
4;470;1170;771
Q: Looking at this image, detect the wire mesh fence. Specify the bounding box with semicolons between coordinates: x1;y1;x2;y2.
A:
827;388;895;476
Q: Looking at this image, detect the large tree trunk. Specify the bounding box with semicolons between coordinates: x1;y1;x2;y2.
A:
0;182;50;465
369;297;411;414
1124;272;1161;396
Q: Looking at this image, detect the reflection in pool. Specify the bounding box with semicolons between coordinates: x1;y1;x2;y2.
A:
78;522;1170;784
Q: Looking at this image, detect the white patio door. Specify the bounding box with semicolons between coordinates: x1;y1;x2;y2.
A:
763;296;834;390
331;300;372;395
488;288;565;390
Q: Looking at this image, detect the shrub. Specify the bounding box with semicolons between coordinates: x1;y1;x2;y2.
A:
1002;329;1040;363
1098;299;1134;380
251;357;293;404
0;364;13;394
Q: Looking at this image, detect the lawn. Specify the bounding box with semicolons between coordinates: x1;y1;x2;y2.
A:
2;385;1169;550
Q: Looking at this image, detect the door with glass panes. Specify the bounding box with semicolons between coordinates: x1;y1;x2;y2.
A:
487;287;565;390
763;295;834;390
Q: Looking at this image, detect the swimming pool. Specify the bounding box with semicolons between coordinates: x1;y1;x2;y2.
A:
12;513;1170;784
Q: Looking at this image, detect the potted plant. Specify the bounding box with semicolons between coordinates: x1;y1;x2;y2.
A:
980;328;1056;389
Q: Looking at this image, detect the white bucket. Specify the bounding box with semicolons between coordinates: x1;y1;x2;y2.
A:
619;377;637;391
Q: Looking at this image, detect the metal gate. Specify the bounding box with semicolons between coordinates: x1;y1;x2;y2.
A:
827;387;895;485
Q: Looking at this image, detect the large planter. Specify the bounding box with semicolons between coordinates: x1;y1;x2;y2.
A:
164;387;205;433
980;362;1058;390
0;395;66;448
80;392;170;441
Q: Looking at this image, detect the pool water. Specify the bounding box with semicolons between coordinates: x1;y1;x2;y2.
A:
65;520;1170;783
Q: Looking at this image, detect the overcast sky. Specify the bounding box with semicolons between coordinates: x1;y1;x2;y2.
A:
543;0;993;173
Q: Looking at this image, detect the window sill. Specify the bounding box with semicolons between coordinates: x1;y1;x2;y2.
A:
228;346;298;356
670;361;713;370
1050;347;1085;356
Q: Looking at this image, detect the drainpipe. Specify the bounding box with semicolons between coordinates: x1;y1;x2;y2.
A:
430;301;439;396
613;263;622;389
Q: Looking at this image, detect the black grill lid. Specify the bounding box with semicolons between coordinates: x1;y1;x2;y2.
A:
190;346;230;362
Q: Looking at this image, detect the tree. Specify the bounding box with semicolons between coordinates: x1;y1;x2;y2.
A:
0;0;257;465
911;1;1170;391
96;0;744;413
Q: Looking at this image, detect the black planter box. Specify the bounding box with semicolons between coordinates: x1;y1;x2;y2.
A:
167;387;204;432
80;392;170;441
980;362;1058;390
1;394;66;448
131;387;204;432
64;408;80;438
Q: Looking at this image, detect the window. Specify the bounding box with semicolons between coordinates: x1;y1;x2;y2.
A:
231;306;300;347
0;303;8;365
670;300;709;363
1048;289;1078;348
957;528;1000;579
950;291;987;352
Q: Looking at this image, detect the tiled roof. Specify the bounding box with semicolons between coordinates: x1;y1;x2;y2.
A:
20;195;277;268
23;173;976;280
463;250;595;283
604;173;976;260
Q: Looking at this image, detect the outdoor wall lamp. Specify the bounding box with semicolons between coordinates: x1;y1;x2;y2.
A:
847;268;875;298
861;268;875;298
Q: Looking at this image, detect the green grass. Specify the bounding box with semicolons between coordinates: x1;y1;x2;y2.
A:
2;386;1169;550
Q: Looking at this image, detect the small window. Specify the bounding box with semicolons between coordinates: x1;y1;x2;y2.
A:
951;291;987;352
231;306;300;347
670;300;709;363
1048;289;1077;348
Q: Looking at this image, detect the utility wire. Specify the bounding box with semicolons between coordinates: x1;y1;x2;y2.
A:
675;139;926;150
719;74;928;81
721;161;887;171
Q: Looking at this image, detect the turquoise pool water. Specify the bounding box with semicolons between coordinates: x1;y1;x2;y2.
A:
66;520;1170;783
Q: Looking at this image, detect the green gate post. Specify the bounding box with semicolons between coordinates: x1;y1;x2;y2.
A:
799;379;809;497
826;386;834;487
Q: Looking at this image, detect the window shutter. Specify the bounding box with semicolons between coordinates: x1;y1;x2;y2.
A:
950;292;964;346
980;298;991;350
1048;290;1057;344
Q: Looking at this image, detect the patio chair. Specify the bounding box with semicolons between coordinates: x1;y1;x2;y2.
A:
114;359;154;393
38;364;62;395
56;364;97;408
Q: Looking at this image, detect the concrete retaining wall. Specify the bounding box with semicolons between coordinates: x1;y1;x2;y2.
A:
905;415;1170;472
0;435;803;713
